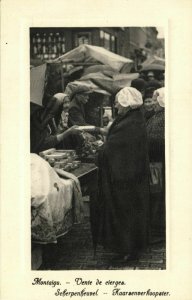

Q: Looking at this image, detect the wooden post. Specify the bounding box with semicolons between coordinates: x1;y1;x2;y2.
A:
100;101;103;127
60;62;65;91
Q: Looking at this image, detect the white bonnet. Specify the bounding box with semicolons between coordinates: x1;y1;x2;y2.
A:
153;87;165;108
115;87;143;109
53;93;68;103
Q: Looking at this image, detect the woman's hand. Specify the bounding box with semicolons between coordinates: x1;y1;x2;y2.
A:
56;125;81;143
67;125;80;135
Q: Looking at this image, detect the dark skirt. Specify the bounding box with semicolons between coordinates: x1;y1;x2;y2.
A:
97;154;150;255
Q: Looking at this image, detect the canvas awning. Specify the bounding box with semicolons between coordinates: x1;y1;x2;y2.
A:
141;64;165;72
54;44;133;72
30;64;47;106
65;72;140;96
142;55;165;67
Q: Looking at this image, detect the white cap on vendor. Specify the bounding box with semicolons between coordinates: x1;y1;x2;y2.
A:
53;93;68;103
115;87;143;109
154;87;165;108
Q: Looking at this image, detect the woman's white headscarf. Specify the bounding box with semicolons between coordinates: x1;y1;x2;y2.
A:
115;87;143;109
53;93;68;103
153;87;165;108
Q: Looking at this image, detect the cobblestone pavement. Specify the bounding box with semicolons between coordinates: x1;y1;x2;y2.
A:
40;218;166;270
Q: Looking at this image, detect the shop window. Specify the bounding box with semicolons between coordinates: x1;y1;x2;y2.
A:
31;32;66;60
100;30;117;53
74;32;91;47
111;35;116;52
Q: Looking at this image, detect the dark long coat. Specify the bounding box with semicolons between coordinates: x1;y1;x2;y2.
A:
68;98;87;126
146;109;165;162
97;108;150;254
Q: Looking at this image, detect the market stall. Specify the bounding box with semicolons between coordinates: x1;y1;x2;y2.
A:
31;150;99;269
140;56;165;81
30;46;135;269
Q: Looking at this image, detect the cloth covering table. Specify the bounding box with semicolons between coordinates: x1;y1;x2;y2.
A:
31;154;84;244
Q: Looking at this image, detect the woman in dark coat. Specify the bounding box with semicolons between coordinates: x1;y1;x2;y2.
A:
30;93;80;154
146;87;165;239
98;87;150;260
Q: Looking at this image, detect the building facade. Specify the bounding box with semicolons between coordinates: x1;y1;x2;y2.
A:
30;27;161;69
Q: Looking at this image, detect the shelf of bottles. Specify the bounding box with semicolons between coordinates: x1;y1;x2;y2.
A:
31;32;66;60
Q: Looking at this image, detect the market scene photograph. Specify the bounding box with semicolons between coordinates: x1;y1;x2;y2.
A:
30;27;165;270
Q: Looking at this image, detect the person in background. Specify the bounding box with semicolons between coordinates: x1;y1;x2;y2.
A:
131;78;147;98
30;93;80;154
84;92;104;127
97;87;150;261
130;78;147;119
146;79;162;91
103;116;110;127
68;86;103;146
57;93;70;133
158;72;165;87
99;116;113;137
147;71;155;81
143;95;155;120
146;87;165;241
68;86;92;127
143;79;162;121
56;93;85;150
143;87;156;121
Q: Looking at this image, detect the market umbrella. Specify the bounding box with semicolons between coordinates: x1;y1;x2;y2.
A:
65;75;112;97
83;64;117;76
142;55;165;67
80;72;114;94
91;72;140;95
30;64;47;106
54;44;133;72
66;72;140;96
140;64;165;72
113;73;139;89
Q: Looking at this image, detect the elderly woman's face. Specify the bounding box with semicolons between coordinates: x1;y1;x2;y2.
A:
63;96;70;112
76;93;89;104
144;97;154;111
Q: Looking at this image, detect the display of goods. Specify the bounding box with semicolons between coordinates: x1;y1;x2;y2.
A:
45;153;68;160
76;126;96;132
39;149;81;171
39;148;56;158
79;139;104;158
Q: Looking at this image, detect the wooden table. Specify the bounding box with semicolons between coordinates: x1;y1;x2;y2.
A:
70;163;98;198
71;163;99;253
33;163;99;269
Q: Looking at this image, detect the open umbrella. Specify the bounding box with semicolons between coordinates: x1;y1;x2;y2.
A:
140;64;165;72
66;72;140;97
65;75;112;96
83;64;117;76
142;55;165;67
30;64;47;106
54;44;133;72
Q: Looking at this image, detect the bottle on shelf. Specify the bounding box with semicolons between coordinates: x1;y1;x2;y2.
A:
36;33;41;44
48;33;53;43
56;32;61;43
32;35;36;44
33;44;37;55
42;33;46;44
61;35;65;53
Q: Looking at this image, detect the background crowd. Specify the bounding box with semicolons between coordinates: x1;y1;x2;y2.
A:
30;70;165;262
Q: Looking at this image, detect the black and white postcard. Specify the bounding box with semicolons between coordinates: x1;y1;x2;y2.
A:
1;0;192;299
